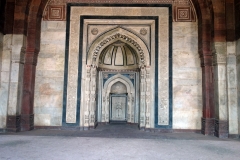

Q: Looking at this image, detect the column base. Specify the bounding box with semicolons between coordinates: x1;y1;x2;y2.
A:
201;117;215;135
214;119;229;138
21;114;34;131
6;115;21;132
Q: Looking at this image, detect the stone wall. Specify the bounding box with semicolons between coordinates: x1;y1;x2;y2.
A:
227;42;238;135
237;38;240;135
0;34;11;129
172;22;202;129
34;21;66;126
34;20;202;130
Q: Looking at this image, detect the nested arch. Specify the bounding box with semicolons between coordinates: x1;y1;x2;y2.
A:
104;74;134;96
87;27;150;66
101;74;135;123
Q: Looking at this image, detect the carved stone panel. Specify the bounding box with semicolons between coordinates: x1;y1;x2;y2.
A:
43;0;197;22
64;6;170;128
110;95;127;121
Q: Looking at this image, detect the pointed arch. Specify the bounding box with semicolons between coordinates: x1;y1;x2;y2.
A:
87;27;150;66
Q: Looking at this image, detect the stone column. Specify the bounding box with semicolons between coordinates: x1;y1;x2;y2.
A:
89;65;97;128
201;55;215;135
139;66;146;129
84;65;91;129
213;42;228;138
21;48;38;131
0;34;11;130
237;48;240;138
145;67;151;128
6;35;25;132
226;42;238;137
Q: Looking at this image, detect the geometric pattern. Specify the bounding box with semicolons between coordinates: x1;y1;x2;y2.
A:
43;5;66;21
174;6;196;22
42;0;197;22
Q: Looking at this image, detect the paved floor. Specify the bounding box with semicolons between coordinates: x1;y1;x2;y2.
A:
0;124;239;160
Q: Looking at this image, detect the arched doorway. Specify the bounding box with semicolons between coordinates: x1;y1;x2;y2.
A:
97;42;138;124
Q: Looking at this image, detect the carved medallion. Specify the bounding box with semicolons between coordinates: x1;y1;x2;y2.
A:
91;28;98;35
140;28;147;35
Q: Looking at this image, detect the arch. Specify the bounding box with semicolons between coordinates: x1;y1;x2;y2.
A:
87;27;150;66
101;74;135;123
191;0;215;135
19;0;215;134
104;73;134;93
21;0;49;131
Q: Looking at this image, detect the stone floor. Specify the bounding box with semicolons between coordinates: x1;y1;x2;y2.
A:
0;124;239;160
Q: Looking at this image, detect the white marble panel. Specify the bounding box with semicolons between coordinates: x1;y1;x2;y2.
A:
34;114;51;126
41;32;66;45
34;21;66;126
7;34;25;115
226;42;238;134
34;95;63;108
0;82;9;128
213;42;228;122
34;107;62;126
7;82;19;115
41;21;66;32
1;50;11;72
173;109;202;129
172;22;201;129
0;115;6;128
0;34;11;128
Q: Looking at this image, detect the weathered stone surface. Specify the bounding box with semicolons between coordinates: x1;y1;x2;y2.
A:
34;21;66;126
34;114;51;126
172;22;201;129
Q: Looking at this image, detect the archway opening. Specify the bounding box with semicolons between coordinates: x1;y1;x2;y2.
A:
97;41;140;125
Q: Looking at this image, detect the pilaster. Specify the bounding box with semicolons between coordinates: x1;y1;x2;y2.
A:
200;55;215;135
21;114;34;131
139;66;146;129
6;34;25;132
213;42;229;138
21;49;38;131
214;119;228;138
226;41;238;135
6;115;21;132
237;54;240;137
201;117;215;135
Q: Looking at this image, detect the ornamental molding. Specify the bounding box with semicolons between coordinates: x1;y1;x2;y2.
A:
92;33;145;65
213;54;227;65
43;0;196;22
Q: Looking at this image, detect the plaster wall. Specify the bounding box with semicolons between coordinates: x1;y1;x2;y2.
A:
0;34;11;128
34;21;66;126
35;16;202;130
172;22;202;129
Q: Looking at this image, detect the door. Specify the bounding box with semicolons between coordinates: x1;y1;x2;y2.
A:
110;94;127;122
